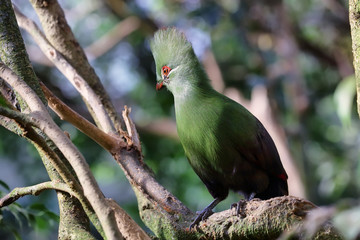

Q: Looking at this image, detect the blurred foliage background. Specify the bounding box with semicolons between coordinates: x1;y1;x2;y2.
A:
0;0;359;239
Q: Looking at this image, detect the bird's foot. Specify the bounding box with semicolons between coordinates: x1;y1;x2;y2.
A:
189;208;214;230
231;200;247;218
189;198;222;230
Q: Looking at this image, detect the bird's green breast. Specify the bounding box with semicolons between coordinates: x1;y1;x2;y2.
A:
174;91;258;177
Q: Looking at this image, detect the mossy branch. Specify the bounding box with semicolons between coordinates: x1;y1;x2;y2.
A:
0;181;75;208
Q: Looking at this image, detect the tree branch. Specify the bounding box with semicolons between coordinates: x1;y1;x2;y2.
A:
0;181;75;208
136;192;340;239
28;0;121;132
191;196;340;239
13;5;114;134
0;61;123;240
122;106;141;151
40;82;123;152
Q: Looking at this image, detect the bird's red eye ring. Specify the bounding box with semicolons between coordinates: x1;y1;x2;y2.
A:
162;66;171;76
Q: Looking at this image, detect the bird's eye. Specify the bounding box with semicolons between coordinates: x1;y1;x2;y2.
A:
161;65;171;76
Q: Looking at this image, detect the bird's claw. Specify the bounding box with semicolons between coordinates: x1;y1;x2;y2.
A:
189;208;214;230
231;200;247;218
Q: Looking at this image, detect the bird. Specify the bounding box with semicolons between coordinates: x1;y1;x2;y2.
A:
150;28;288;229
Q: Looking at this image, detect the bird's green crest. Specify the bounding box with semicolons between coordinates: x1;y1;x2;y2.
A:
150;28;196;82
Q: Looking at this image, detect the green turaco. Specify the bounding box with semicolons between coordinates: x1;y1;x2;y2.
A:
150;28;288;229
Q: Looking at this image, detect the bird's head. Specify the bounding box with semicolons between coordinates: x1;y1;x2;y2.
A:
150;28;204;94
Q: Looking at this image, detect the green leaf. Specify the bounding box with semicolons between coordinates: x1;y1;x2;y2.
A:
28;212;36;225
333;75;356;128
44;210;59;222
8;202;32;228
0;95;8;107
29;202;48;212
10;228;21;240
28;202;59;224
10;209;24;229
34;215;48;230
0;179;10;191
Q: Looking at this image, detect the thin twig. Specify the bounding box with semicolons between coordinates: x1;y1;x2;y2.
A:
122;106;141;151
40;82;124;153
13;5;114;134
0;181;76;208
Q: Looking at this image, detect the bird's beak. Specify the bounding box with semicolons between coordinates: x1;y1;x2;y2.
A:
156;71;168;90
156;81;164;91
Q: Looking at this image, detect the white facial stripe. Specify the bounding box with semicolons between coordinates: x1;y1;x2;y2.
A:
168;66;179;77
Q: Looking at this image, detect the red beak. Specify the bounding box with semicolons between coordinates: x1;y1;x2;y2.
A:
156;81;164;91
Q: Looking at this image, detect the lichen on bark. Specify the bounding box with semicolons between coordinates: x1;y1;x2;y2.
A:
0;0;45;107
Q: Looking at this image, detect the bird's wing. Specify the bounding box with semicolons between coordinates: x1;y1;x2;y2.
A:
223;98;288;179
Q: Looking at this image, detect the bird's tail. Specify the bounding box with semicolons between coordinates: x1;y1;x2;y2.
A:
255;176;288;200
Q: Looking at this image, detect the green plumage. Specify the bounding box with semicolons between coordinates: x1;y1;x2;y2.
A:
151;28;288;227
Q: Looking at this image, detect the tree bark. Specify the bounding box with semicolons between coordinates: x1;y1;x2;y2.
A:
0;0;45;108
349;0;360;118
